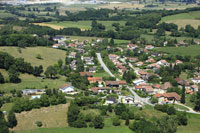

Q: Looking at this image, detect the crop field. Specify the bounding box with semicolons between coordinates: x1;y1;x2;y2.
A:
0;47;66;70
12;104;69;131
35;21;126;31
155;45;200;57
160;11;200;29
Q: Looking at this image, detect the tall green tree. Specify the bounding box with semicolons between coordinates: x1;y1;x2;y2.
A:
181;85;186;104
92;115;104;129
44;66;57;78
8;65;20;83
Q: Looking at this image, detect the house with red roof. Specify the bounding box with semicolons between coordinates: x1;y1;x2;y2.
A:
88;77;102;84
154;92;181;104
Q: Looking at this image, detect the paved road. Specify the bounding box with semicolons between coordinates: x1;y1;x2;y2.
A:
176;102;200;114
128;86;153;106
96;53;115;77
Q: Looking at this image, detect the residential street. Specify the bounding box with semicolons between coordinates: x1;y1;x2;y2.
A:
96;53;115;77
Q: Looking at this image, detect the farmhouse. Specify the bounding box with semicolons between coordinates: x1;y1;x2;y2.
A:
88;77;102;84
154;92;181;104
59;84;75;94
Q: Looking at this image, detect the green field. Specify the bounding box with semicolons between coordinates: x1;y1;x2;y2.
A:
155;45;200;57
0;47;66;70
44;21;126;30
160;11;200;29
177;113;200;133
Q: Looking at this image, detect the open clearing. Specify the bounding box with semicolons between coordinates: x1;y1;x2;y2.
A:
12;103;69;131
0;46;66;70
160;11;200;29
155;45;200;57
35;21;126;31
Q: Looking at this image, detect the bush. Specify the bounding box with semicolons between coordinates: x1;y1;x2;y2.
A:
112;116;120;126
35;121;42;127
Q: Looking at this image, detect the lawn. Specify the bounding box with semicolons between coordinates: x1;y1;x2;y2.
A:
155;45;200;57
160;11;200;29
0;46;66;70
93;72;110;78
173;104;189;111
35;21;126;31
0;73;67;92
12;104;69;131
0;103;14;113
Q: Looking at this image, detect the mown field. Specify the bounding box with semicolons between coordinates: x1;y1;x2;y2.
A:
0;47;66;70
160;11;200;29
155;45;200;57
35;21;126;31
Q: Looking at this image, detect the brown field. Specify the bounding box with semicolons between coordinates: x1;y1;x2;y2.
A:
12;103;69;131
167;19;200;29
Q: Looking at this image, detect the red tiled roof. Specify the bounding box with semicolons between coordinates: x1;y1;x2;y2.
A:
80;72;93;77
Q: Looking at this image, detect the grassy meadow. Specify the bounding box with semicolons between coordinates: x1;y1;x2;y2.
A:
160;11;200;29
0;47;66;70
13;104;69;131
155;45;200;57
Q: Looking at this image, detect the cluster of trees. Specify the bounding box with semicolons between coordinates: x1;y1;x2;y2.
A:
74;96;99;106
0;52;43;83
67;102;104;128
0;111;9;133
123;70;137;83
190;90;200;111
12;91;66;113
0;34;53;47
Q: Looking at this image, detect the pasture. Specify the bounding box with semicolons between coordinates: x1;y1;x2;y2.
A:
155;45;200;57
13;104;69;131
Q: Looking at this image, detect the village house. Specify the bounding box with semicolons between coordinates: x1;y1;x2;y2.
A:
176;60;183;65
145;45;154;50
108;54;120;60
133;79;146;86
105;81;127;88
88;77;103;84
97;38;104;43
154;92;181;104
146;58;155;63
151;52;161;57
59;84;75;94
121;95;135;104
161;82;173;92
70;60;77;70
152;84;164;94
68;52;76;58
113;89;122;95
175;77;190;89
192;77;200;84
89;66;97;73
138;71;149;79
176;41;187;47
105;97;117;105
22;89;46;96
157;60;169;66
127;44;138;50
53;35;65;42
52;43;61;49
82;57;94;65
135;61;143;67
191;85;199;92
128;57;138;62
89;87;111;94
80;72;93;77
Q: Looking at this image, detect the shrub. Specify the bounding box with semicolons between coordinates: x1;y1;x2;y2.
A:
35;121;42;127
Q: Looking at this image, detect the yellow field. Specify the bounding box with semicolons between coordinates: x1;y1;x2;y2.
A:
12;103;69;131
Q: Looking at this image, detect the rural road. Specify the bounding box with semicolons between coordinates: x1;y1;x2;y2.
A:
96;53;115;77
176;102;200;114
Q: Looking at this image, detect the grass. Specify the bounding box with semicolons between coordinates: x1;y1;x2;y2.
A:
155;45;200;57
177;113;200;133
160;11;200;29
185;94;195;109
35;21;126;31
0;47;66;70
0;73;67;92
12;104;69;131
16;126;132;133
173;104;190;111
93;72;110;78
0;103;14;113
